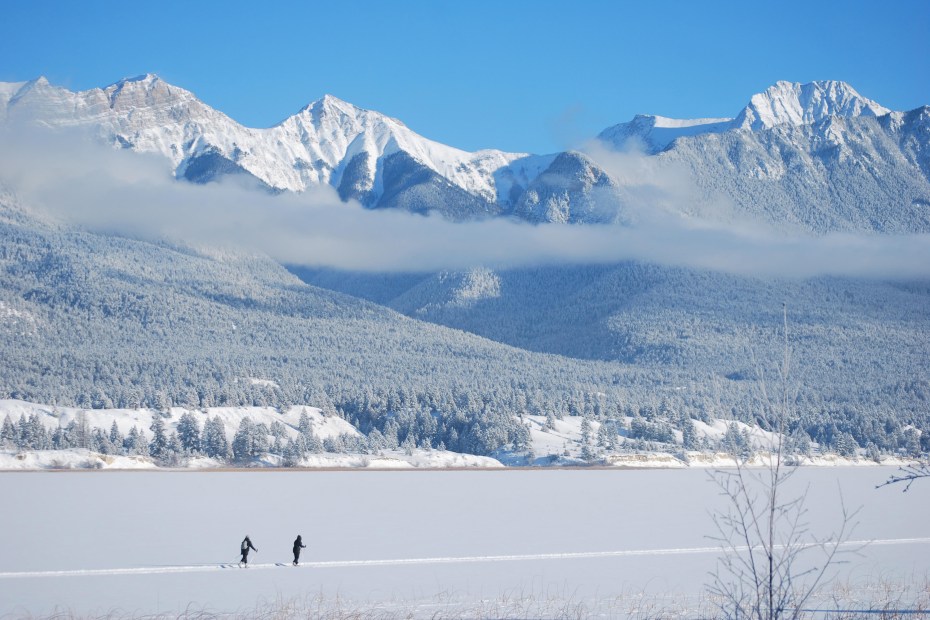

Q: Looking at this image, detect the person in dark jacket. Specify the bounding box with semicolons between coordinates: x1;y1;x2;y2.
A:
292;534;306;566
239;535;257;566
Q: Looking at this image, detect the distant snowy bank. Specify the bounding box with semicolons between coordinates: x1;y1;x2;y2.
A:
0;399;919;471
603;451;912;469
1;447;911;472
0;448;501;470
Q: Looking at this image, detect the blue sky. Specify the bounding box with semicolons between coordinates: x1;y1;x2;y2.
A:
2;0;928;154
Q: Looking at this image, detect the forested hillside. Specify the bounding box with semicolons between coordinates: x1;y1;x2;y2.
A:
8;181;926;457
293;262;930;455
0;190;666;456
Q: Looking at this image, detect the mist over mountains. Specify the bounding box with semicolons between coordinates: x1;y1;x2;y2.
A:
3;76;928;232
1;75;928;460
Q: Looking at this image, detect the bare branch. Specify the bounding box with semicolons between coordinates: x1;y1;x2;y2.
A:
876;461;930;492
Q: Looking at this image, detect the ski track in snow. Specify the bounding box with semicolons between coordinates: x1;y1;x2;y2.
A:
1;538;928;580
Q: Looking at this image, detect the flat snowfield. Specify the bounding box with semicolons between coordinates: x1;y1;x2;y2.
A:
1;468;928;618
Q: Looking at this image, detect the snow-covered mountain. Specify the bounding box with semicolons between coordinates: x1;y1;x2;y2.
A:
595;80;929;232
2;76;928;231
598;80;892;153
661;107;930;233
0;74;552;219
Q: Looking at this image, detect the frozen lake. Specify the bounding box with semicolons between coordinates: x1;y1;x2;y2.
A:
1;467;928;617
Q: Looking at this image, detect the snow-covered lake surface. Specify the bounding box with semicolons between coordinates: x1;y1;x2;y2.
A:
1;468;927;618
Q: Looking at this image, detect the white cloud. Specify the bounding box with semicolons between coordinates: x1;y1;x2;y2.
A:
2;126;929;279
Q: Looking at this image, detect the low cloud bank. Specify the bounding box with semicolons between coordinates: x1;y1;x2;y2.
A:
1;127;929;279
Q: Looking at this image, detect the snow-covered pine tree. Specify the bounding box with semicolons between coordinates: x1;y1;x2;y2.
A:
28;414;50;450
282;438;301;467
443;426;456;452
596;421;611;448
297;411;312;436
15;415;29;448
269;420;287;455
580;415;595;461
51;426;67;449
680;413;697;450
77;412;92;448
902;428;921;457
176;411;201;454
401;435;415;456
834;432;858;458
323;434;346;453
60;419;80;449
513;422;531;453
164;431;184;465
367;428;386;451
251;422;270;455
108;420;123;450
124;426;149;456
202;415;230;460
723;422;750;458
0;414;16;448
545;411;556;430
301;424;323;454
383;420;400;450
232;418;255;462
149;416;168;460
90;428;110;454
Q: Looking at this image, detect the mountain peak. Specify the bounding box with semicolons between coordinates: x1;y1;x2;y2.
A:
5;76;61;106
295;93;359;119
102;74;164;95
100;73;197;111
735;80;890;130
320;93;349;106
294;94;408;131
303;93;360;114
114;73;160;85
16;76;53;92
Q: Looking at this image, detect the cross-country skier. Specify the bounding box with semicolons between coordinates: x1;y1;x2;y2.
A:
292;534;306;566
239;535;257;567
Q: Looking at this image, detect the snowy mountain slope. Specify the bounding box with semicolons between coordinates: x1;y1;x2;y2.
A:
660;109;930;233
294;259;930;454
598;115;734;155
510;151;625;224
0;75;551;219
892;105;930;182
595;81;930;233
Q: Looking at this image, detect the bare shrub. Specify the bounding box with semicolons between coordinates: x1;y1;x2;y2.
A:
707;306;860;620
